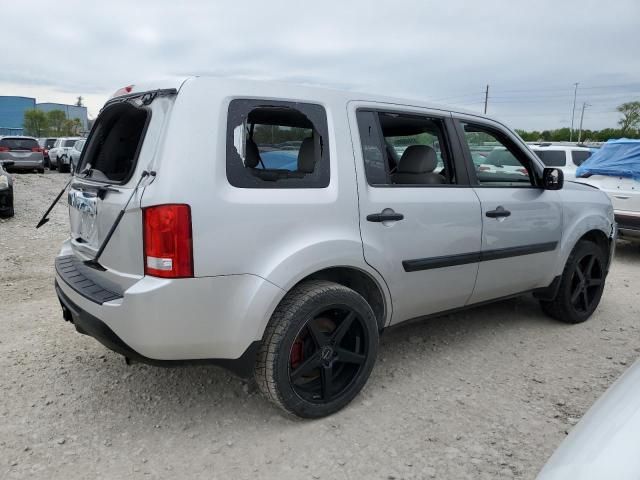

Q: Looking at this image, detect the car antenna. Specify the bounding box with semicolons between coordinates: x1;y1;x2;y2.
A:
35;168;93;229
84;170;155;271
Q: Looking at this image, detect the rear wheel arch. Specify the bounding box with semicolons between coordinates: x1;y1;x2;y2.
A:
285;266;389;331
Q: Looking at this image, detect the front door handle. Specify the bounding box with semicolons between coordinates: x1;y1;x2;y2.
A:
486;206;511;218
367;211;404;222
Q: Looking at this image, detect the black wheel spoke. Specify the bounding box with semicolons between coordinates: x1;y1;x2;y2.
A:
575;266;585;283
290;351;322;381
335;347;365;365
307;321;330;347
581;289;590;311
571;285;582;303
588;278;602;288
321;366;333;400
585;255;596;276
331;311;355;345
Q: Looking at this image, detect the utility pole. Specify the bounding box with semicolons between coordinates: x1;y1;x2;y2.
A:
570;82;579;142
578;102;591;143
483;84;489;114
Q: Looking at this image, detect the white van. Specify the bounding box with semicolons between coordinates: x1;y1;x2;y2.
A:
53;77;615;417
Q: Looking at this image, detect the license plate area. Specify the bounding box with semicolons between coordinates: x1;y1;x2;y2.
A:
68;189;99;246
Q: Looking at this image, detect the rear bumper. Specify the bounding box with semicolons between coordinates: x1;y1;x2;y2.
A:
55;281;259;377
54;251;284;374
6;159;44;170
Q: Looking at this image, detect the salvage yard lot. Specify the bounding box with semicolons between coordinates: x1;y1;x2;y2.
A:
1;172;639;479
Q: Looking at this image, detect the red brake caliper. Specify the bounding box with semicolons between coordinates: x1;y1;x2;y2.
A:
290;338;304;370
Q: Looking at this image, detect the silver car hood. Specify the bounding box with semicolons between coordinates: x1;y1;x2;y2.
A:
537;360;640;479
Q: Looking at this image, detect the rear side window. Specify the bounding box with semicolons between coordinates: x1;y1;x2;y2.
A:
63;139;77;147
572;150;592;166
79;103;150;183
534;150;567;167
226;99;330;188
0;138;39;150
356;110;455;186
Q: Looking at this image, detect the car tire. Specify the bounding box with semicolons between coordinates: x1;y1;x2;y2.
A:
38;168;45;174
540;240;607;324
255;280;379;418
0;192;14;218
50;159;57;171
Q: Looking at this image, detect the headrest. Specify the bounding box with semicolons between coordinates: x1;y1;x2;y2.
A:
297;137;316;173
397;145;438;173
245;138;261;168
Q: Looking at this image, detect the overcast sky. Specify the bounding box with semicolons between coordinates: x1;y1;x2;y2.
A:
2;0;639;131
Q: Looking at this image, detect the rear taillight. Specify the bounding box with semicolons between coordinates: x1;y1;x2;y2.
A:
31;147;43;153
143;204;193;278
0;146;9;152
111;84;134;98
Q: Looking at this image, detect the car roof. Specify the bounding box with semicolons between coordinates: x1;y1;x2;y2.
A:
1;136;38;141
120;76;496;120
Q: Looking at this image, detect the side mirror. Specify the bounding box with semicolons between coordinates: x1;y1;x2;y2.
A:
542;167;563;190
1;160;15;167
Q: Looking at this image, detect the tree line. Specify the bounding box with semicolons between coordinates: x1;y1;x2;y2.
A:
23;109;83;137
516;101;640;142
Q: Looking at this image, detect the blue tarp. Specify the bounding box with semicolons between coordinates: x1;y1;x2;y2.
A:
576;138;640;181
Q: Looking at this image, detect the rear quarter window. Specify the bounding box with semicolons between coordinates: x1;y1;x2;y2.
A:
572;150;592;166
226;99;330;189
533;150;567;167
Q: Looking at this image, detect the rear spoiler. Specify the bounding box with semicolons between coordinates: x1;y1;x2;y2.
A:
102;88;177;111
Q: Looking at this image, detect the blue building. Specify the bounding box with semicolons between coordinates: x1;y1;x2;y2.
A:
36;103;88;130
0;96;89;136
0;96;36;136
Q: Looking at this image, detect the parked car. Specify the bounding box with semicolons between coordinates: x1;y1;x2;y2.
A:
38;137;58;168
69;139;86;173
537;360;640;479
529;144;593;181
53;78;616;418
576;139;640;243
49;137;82;172
0;159;15;217
0;136;45;173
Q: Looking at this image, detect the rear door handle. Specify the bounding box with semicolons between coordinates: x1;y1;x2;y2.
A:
486;206;511;218
367;212;404;222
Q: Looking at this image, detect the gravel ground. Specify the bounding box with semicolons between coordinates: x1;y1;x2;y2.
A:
1;172;639;480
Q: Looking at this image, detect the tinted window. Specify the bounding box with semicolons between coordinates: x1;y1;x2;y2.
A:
226;99;329;188
0;138;39;150
461;123;534;187
534;150;567;167
572;150;592;166
63;139;77;147
357;110;455;186
45;139;56;148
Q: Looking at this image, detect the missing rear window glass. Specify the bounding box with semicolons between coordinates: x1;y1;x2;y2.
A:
227;99;330;188
79;102;150;183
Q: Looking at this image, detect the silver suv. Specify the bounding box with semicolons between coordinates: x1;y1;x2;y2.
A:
52;78;616;418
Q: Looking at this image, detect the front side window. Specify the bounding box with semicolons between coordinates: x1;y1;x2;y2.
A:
534;150;567;167
357;110;455;186
461;123;534;187
226;99;330;188
572;150;592;166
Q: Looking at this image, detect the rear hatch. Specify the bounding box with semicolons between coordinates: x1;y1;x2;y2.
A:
0;137;43;162
66;88;177;290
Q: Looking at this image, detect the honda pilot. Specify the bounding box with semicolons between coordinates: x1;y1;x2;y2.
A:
52;78;616;418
